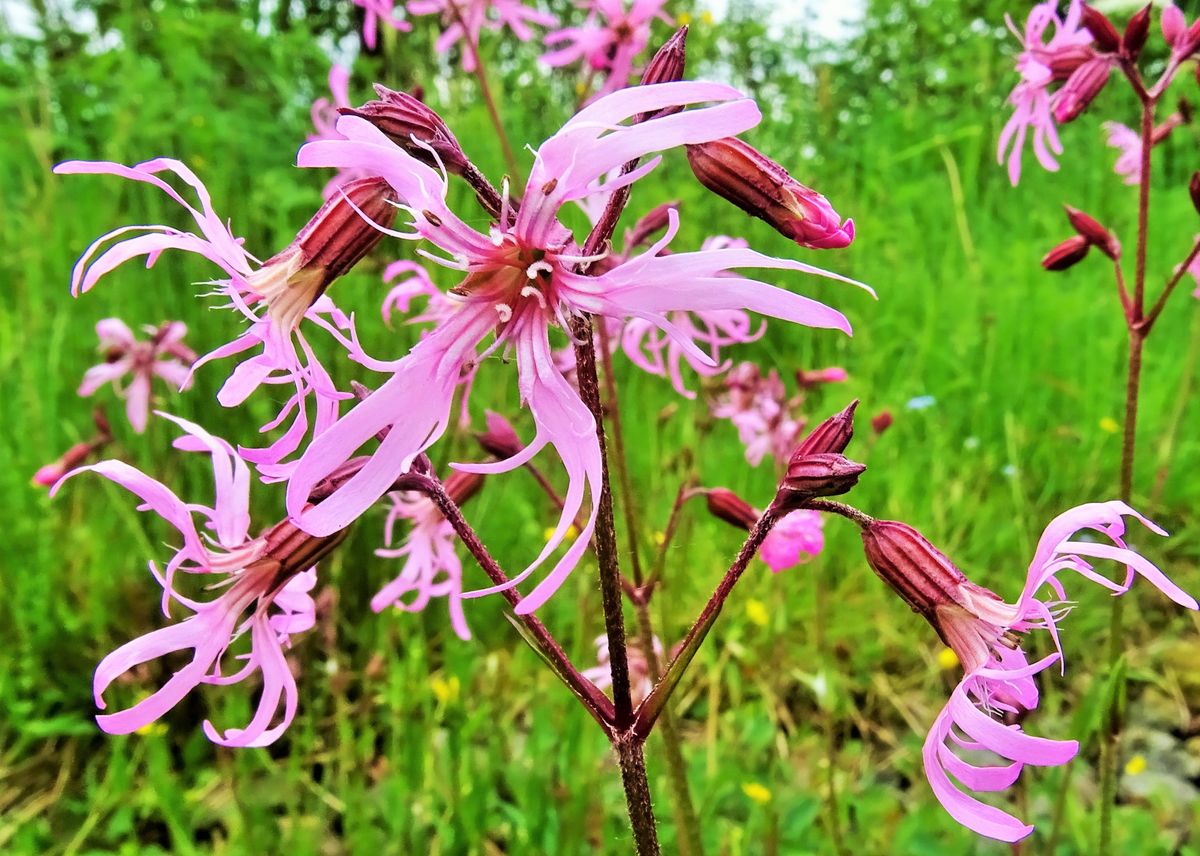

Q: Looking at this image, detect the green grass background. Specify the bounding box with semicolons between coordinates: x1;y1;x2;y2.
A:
2;1;1199;853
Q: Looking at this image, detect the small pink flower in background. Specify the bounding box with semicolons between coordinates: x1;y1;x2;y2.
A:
408;0;556;71
51;414;342;747
542;0;672;98
583;632;662;707
372;471;479;641
78;319;195;433
862;502;1197;842
353;0;412;49
291;81;865;612
1102;121;1140;185
621;236;763;398
759;509;825;572
998;0;1093;185
712;362;805;467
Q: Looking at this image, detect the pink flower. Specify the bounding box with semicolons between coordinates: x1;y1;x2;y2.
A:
1102;121;1141;185
582;633;662;707
621;237;763;398
78;319;195;433
998;0;1093;185
353;0;412;50
53;159;398;471
372;473;475;641
759;509;824;572
711;362;805;467
51;414;342;746
408;0;556;71
796;366;847;387
863;502;1197;842
542;0;672;98
289;81;865;613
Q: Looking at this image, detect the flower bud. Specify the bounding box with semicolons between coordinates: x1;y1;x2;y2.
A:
1041;235;1090;271
636;27;688;122
626;201;679;249
870;410;893;435
795;366;848;387
793;400;857;457
1190;171;1200;215
1064;205;1120;259
778;453;865;504
248;177;397;330
1122;4;1152;59
341;85;469;174
1046;44;1096;80
1163;3;1186;47
1052;57;1113;123
686;137;854;249
475;410;524;459
861;520;967;620
445;470;485;506
705;487;758;530
1081;5;1121;53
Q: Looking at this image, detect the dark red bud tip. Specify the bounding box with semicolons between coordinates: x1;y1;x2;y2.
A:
793;399;858;457
634;28;688;123
343;86;469;173
1190;172;1200;215
860;520;968;617
1042;235;1090;271
92;407;112;439
1082;5;1121;52
777;452;866;506
705;487;758;530
475;410;524;460
444;470;485;506
1122;4;1152;59
1064;205;1120;259
686;137;854;250
870;410;893;435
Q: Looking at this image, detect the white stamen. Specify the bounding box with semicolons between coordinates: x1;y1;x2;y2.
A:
526;260;553;279
494;303;513;323
520;285;548;309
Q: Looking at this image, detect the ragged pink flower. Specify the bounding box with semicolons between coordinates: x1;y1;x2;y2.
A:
408;0;556;71
862;502;1197;842
759;509;825;572
290;81;866;613
621;236;763;398
78;319;195;433
54;159;396;471
372;470;481;640
542;0;672;98
711;362;805;467
582;633;663;707
1103;115;1186;186
353;0;412;49
51;413;345;746
998;0;1094;185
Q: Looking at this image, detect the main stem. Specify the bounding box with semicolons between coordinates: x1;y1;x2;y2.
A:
1098;89;1155;856
571;316;660;853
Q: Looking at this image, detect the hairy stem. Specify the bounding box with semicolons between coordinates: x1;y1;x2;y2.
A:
616;735;661;856
634;510;778;739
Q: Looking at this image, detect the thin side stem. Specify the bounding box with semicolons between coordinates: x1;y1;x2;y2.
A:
644;481;697;595
1142;237;1200;334
448;1;523;182
634;510;778;739
423;477;616;731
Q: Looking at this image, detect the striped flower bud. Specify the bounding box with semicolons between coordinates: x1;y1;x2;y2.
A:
341;86;469;174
